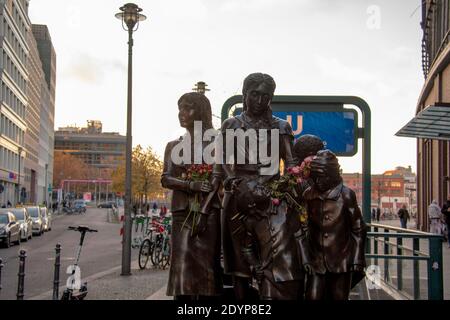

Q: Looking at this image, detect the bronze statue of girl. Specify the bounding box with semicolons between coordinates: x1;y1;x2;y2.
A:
161;92;222;300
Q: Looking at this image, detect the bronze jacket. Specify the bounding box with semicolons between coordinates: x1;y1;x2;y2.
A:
242;200;303;282
298;183;367;275
161;138;221;213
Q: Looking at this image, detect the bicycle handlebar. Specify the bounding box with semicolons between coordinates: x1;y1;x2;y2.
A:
68;225;98;233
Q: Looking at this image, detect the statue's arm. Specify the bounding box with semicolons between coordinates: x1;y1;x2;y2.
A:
160;142;190;192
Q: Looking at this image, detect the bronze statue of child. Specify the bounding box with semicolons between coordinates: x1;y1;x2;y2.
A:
161;92;222;300
298;149;367;300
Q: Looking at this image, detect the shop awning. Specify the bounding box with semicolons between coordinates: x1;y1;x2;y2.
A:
396;104;450;140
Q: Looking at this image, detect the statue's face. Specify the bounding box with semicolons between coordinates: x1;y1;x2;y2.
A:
314;175;335;192
244;82;272;116
178;100;198;129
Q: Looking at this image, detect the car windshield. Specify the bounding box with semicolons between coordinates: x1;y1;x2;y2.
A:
0;215;8;224
11;209;24;220
74;201;84;206
28;207;39;218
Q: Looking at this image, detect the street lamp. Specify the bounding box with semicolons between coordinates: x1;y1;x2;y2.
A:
115;3;146;276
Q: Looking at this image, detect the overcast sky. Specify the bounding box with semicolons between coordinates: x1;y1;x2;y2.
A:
29;0;424;174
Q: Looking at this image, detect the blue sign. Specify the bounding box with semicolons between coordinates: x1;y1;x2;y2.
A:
232;107;358;156
273;111;357;155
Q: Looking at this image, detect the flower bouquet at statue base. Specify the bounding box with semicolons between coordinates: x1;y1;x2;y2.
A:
266;156;314;224
180;164;213;236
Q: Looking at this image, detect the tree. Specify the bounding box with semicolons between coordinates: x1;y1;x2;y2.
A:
53;151;95;188
111;145;165;205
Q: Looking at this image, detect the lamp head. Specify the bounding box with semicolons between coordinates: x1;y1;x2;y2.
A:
115;3;146;31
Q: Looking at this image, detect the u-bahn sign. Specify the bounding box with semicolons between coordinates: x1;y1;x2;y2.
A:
221;95;372;223
222;96;359;157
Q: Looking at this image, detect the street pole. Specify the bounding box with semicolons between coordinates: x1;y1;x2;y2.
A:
122;27;133;276
17;147;22;205
115;2;146;277
45;163;48;206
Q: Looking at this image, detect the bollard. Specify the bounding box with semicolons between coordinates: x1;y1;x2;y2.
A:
16;250;26;300
0;258;3;291
52;244;61;300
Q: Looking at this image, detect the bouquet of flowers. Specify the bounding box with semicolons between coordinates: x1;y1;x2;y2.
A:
266;156;314;224
181;164;213;235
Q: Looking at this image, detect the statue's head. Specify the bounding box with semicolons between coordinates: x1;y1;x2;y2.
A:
177;92;213;130
293;134;325;163
242;73;276;116
311;149;342;192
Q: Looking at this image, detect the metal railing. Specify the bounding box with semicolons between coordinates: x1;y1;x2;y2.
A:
366;223;444;300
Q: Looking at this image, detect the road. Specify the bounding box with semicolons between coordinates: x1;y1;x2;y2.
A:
0;207;135;300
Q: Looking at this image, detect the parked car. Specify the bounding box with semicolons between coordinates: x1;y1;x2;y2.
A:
0;211;21;247
74;200;87;213
40;206;52;231
1;208;32;241
27;206;44;236
97;201;117;209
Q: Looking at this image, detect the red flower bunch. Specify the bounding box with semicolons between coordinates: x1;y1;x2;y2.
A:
181;163;213;236
186;164;213;181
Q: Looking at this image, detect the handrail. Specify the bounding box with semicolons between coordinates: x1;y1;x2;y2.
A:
366;224;443;300
368;223;435;235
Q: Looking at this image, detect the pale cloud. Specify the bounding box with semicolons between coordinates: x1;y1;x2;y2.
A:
62;53;126;84
315;56;376;83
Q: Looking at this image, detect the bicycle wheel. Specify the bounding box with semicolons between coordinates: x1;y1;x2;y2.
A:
138;239;151;269
151;235;163;266
160;239;171;270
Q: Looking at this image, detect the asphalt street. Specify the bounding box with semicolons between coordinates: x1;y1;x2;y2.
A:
0;207;135;300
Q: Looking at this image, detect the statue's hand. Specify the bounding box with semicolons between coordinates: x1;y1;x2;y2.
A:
351;264;364;273
304;264;314;275
310;158;327;177
190;181;213;193
192;213;208;237
252;265;265;283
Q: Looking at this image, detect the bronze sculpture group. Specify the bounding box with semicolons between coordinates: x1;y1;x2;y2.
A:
161;73;367;301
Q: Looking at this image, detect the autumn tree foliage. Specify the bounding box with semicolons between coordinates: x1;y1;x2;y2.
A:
111;145;165;203
53;151;94;188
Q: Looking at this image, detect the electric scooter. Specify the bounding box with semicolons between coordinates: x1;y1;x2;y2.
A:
61;225;97;300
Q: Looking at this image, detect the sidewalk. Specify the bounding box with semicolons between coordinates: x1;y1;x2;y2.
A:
86;261;170;300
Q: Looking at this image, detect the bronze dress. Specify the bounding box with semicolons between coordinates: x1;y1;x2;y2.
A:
220;111;296;278
161;138;222;297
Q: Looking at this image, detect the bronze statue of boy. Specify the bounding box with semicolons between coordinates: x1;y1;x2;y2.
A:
299;149;367;300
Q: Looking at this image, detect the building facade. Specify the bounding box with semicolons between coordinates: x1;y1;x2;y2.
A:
396;1;450;231
342;166;416;217
31;24;55;205
24;21;42;204
54;121;126;179
0;0;29;205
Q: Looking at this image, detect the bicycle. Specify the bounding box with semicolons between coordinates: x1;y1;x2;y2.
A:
138;217;165;269
60;225;98;300
151;222;171;270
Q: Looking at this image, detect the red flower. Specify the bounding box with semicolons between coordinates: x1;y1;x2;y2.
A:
272;198;280;206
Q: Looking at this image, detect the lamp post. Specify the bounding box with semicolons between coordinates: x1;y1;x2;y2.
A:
115;3;146;276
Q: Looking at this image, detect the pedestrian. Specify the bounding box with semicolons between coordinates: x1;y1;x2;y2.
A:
428;200;442;235
376;207;381;222
371;208;376;221
153;202;157;212
7;200;12;207
398;205;410;229
441;195;450;248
